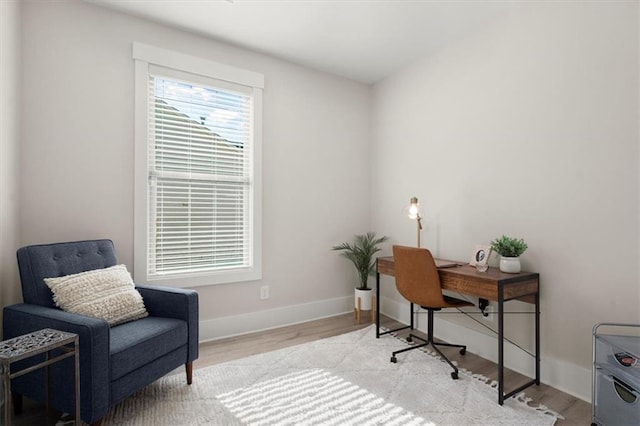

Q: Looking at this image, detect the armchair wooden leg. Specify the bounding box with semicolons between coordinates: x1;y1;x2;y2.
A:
186;362;193;385
12;392;22;415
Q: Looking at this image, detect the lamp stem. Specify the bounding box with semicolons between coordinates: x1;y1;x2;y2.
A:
416;216;422;248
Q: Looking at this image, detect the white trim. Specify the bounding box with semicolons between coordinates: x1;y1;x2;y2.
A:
380;296;592;402
132;43;264;288
251;87;263;283
148;64;253;96
199;296;353;342
133;42;264;89
133;59;149;287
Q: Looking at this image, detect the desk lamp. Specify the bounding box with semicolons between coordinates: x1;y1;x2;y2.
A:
405;197;423;247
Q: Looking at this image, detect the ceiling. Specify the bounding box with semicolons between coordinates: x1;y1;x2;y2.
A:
86;0;514;84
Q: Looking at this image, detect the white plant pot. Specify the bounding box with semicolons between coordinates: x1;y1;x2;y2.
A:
354;288;373;310
499;256;521;273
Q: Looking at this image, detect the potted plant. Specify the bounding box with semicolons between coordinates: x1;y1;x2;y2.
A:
332;232;388;310
490;235;528;273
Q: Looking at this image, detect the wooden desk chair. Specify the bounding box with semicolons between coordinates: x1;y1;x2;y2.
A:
390;245;474;379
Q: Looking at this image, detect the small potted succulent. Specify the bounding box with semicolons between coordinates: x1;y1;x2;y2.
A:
332;232;388;310
490;235;528;273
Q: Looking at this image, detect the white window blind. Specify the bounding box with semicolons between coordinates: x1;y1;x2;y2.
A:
133;43;262;287
147;73;254;278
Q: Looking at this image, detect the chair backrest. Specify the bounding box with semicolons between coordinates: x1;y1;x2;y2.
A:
392;245;447;308
16;239;118;307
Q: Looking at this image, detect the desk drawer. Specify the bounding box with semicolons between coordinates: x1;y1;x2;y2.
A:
594;370;640;426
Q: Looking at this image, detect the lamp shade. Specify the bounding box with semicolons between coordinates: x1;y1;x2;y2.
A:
407;197;421;220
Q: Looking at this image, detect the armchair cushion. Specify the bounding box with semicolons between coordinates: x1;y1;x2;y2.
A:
109;317;187;381
44;264;148;326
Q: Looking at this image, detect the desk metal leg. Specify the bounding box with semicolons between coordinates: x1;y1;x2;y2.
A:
535;290;541;385
375;266;413;338
498;288;540;405
376;271;381;338
498;286;504;405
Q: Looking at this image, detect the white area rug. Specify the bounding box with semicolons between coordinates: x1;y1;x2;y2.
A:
104;325;559;425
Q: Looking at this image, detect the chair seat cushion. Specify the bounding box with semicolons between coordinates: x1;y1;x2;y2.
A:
110;316;188;380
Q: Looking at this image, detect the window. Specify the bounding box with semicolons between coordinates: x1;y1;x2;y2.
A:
133;43;263;287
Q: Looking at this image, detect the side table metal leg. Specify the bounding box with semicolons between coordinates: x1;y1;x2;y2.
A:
74;338;80;426
46;350;51;425
3;363;10;426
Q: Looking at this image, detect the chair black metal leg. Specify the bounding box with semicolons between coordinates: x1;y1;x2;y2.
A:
390;334;428;362
430;342;460;379
427;310;435;344
390;308;467;379
434;341;467;355
405;333;425;345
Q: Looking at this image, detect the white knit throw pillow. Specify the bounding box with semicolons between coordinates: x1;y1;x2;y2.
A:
44;264;148;326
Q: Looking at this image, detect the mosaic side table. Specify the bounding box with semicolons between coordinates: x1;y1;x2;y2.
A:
0;329;79;426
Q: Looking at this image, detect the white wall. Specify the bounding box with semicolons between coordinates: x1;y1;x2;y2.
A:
0;1;22;312
18;1;371;333
371;1;639;400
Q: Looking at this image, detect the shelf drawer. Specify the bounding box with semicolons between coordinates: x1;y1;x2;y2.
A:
596;335;640;386
594;370;640;426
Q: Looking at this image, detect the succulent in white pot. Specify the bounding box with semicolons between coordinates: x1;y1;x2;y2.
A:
490;235;528;273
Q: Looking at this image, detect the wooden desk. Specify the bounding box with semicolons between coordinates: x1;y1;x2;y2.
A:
375;256;540;405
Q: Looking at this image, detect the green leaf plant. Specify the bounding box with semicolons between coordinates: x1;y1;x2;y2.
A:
490;235;528;258
331;232;389;290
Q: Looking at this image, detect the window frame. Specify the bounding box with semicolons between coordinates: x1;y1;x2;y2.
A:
133;42;263;287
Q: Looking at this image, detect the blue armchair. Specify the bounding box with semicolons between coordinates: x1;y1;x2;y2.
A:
3;239;199;425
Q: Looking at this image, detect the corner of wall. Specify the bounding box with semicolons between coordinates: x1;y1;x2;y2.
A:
0;0;23;318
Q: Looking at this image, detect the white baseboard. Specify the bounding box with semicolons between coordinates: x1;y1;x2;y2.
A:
199;296;353;342
197;294;591;403
380;296;592;403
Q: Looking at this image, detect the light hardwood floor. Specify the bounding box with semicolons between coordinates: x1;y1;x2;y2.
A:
14;313;591;425
196;313;592;425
